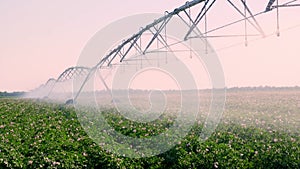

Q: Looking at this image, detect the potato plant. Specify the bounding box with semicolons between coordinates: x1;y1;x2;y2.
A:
0;89;299;168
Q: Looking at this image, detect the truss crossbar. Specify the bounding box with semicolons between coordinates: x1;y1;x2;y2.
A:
56;67;90;82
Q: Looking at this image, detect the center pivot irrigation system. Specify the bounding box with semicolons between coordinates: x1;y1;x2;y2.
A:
33;0;299;103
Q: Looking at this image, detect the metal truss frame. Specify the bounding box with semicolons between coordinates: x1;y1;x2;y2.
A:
68;0;299;102
56;66;90;83
46;66;90;98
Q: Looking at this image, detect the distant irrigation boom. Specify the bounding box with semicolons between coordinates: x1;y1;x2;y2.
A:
37;67;90;99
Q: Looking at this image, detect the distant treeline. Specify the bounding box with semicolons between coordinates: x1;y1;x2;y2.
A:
227;86;300;91
0;91;26;98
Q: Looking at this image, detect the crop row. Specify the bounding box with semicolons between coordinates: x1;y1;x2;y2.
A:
0;97;299;168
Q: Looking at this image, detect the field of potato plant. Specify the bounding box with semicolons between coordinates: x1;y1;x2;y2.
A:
0;88;299;168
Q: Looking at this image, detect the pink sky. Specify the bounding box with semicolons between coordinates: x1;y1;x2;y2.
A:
0;0;300;92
